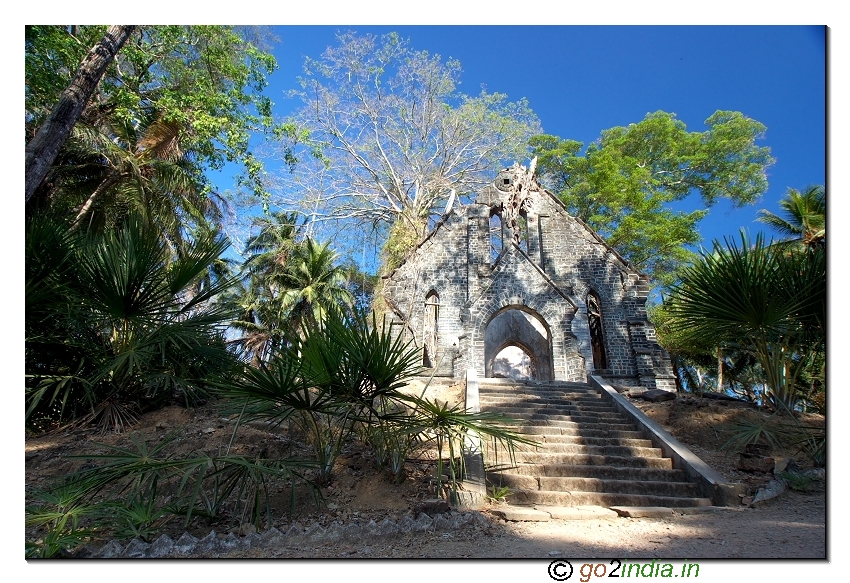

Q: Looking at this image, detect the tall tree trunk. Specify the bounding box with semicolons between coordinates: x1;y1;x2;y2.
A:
25;25;136;205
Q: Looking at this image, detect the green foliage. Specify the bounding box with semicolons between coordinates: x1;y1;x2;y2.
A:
757;185;825;250
227;214;356;365
25;479;101;558
720;408;825;467
488;484;512;503
779;471;820;493
26;212;239;431
531;110;774;288
278;238;356;330
665;231;825;410
26;25;289;215
216;310;423;484
396;395;535;498
25;432;317;556
381;219;423;274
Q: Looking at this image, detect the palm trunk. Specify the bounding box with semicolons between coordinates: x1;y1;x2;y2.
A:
716;347;724;392
25;25;136;205
71;171;121;229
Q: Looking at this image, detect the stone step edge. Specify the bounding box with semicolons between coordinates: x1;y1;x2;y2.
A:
508;488;714;506
492;504;729;521
493;475;703;489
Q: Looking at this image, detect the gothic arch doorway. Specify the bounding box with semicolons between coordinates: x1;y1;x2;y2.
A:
484;307;553;381
587;290;607;371
491;343;538;380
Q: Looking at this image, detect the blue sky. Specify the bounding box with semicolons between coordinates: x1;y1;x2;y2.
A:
221;25;826;274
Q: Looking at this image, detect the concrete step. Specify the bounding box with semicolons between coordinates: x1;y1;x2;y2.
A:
490;474;703;498
502;426;648;440
489;443;664;458
484;452;674;469
486;407;625;420
478;380;710;510
521;435;654;448
478;380;593;389
479;392;603;402
479;395;614;407
508;419;637;431
479;390;599;397
494;463;691;482
480;403;623;416
518;423;639;434
507;489;713;508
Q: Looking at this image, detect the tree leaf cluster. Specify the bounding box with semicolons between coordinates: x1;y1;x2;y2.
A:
26;25;289;220
531;110;774;288
662;230;825;410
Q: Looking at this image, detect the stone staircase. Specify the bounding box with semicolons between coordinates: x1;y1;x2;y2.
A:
479;380;713;509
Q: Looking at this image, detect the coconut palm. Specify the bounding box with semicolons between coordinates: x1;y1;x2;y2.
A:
278;238;355;331
757;185;825;250
241;211;304;281
225;212;306;364
43;110;224;248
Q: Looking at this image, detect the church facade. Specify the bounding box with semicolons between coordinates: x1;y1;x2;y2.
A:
381;163;676;391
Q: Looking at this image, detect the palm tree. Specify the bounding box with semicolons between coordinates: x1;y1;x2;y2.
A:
26;212;238;431
665;232;825;410
225;212;305;365
757;185;825;249
278;238;355;331
241;211;304;283
43;110;224;248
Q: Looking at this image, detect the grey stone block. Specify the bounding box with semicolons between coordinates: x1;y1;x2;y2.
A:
412;513;434;532
121;538;150;558
262;526;284;543
93;540;125;558
492;506;551;521
148;534;175;558
218;532;243;551
173;532;199;555
610;506;673;518
194;531;221;554
283;524;304;543
243;532;264;548
303;523;326;543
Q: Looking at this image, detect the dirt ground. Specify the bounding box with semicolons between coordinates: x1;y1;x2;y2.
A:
24;386;826;560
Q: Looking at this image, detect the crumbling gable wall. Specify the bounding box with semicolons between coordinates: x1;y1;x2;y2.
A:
382;165;675;391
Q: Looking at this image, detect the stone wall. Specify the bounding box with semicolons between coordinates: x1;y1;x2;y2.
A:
382;167;676;390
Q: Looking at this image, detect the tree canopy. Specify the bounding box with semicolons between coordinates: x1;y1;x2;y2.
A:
270;31;542;270
530;110;775;288
26;25;290;221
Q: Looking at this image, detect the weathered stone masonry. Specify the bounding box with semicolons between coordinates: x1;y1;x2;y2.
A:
381;164;676;391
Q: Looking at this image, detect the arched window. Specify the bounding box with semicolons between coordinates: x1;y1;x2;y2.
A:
517;209;529;254
489;208;503;264
423;290;440;367
587;291;608;370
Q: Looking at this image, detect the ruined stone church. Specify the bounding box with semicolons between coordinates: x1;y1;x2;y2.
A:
381;162;676;391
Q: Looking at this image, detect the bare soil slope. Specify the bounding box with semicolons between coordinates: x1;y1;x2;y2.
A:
25;388;826;559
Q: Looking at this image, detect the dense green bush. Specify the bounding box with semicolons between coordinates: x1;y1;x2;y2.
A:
26;213;240;432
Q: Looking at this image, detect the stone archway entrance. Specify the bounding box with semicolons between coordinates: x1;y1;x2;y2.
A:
484;307;553;381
